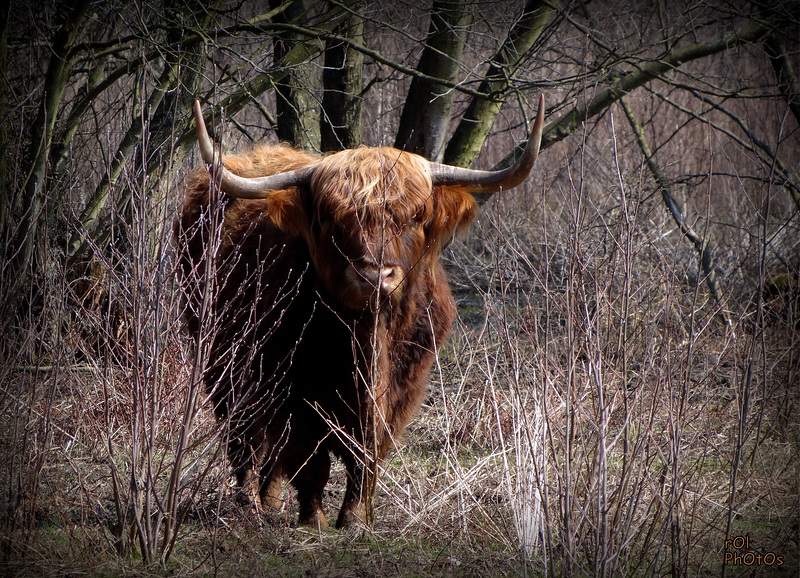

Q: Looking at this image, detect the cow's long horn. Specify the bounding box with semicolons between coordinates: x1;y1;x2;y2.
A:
194;101;314;199
428;94;545;193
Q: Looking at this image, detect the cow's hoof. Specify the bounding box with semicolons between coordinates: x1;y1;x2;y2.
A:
299;509;328;531
335;504;366;529
234;489;262;512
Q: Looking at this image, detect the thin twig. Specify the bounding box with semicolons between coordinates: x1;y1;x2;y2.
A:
619;96;733;331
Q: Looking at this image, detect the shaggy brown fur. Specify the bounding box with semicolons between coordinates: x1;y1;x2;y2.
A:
175;143;477;529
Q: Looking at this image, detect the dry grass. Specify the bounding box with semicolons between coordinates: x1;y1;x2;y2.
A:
1;97;798;577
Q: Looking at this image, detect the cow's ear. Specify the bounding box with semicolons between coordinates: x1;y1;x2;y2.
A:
427;186;478;246
264;187;310;236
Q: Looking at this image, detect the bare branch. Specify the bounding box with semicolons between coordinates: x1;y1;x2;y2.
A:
619;96;731;328
542;21;772;148
648;81;800;212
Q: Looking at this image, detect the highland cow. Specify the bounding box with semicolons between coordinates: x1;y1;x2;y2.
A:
175;96;545;529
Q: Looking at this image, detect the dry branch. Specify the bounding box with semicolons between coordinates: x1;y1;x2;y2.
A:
619;96;732;329
542;21;772;148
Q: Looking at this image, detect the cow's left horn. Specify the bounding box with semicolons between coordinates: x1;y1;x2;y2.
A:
194;101;314;198
428;94;545;193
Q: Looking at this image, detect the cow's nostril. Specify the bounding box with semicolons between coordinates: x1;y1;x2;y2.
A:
380;267;401;294
351;266;402;297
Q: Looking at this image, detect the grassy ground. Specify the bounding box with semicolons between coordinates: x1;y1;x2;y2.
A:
1;142;798;577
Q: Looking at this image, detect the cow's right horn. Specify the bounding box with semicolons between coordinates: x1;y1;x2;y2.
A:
194;100;314;198
428;93;545;194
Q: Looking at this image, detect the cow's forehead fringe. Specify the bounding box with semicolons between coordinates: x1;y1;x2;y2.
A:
311;147;434;228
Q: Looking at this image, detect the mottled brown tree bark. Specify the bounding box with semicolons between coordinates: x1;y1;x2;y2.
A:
394;0;473;161
321;0;365;151
269;0;322;151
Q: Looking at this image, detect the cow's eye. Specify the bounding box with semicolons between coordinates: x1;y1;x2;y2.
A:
402;221;421;236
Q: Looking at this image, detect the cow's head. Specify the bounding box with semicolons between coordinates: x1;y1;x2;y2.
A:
193;96;545;311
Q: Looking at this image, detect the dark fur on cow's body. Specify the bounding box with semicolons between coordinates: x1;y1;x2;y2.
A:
176;143;478;529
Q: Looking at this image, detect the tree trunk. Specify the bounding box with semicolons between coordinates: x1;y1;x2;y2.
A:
394;0;473;161
66;1;215;262
763;33;800;127
443;0;555;167
269;0;322;151
0;3;11;244
320;0;365;151
12;0;91;273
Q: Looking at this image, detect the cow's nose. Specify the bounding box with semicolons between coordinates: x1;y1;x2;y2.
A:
359;266;403;296
379;266;402;295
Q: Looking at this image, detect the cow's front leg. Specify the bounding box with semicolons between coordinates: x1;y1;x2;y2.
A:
336;458;368;529
336;437;393;529
229;420;268;511
290;450;331;530
336;397;395;528
259;465;284;510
